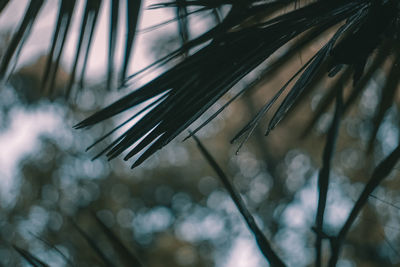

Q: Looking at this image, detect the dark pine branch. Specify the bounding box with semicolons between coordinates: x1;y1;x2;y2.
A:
193;134;286;267
328;141;400;266
314;86;343;267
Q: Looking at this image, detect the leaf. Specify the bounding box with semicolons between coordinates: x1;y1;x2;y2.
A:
65;0;102;98
0;0;44;79
266;9;364;134
231;49;317;151
78;0;102;89
120;0;142;86
42;0;76;95
107;0;119;90
86;93;167;153
189;23;335;145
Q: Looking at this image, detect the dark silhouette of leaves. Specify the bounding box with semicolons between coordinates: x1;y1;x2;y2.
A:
0;0;44;79
65;0;102;98
42;0;76;95
77;0;368;168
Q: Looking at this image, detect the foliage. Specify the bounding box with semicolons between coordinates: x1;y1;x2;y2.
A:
1;0;400;266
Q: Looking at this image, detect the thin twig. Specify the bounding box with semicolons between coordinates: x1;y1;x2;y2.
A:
381;233;400;259
369;194;400;210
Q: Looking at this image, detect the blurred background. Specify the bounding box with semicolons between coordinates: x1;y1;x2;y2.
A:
1;1;400;266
